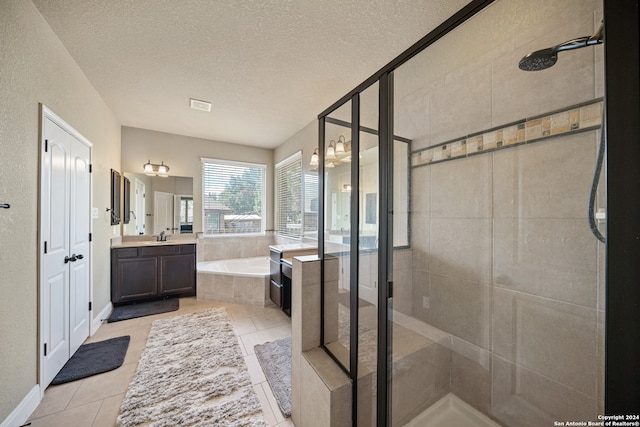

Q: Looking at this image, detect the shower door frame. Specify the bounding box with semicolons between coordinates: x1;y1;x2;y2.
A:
318;0;640;423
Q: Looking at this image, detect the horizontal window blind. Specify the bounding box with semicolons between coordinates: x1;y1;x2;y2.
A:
275;153;302;239
304;172;318;234
202;159;266;235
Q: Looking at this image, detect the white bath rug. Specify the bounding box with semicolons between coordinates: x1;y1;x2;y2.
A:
117;308;266;426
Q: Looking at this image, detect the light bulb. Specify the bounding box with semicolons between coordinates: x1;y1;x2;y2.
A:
326;140;336;160
310;149;319;166
336;135;346;154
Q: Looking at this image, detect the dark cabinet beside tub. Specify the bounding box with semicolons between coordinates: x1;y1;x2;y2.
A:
269;245;317;316
111;244;196;305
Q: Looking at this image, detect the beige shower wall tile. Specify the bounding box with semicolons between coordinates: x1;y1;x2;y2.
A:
430;64;492;145
392;248;413;269
410;217;430;270
451;349;491;415
392;267;413;316
430;218;492;284
492;288;597;396
430;155;492;219
493;219;597;308
391;343;449;426
411;165;431;217
411;269;430;322
493;132;597;219
491;355;597;427
427;273;491;349
395;85;431;146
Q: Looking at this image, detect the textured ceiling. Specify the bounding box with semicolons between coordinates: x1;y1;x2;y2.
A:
32;0;469;148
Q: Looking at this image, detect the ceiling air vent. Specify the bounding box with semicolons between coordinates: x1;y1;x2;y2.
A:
190;98;212;112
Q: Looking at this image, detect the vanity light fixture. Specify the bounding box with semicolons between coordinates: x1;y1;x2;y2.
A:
310;148;319;167
326;140;337;160
143;160;170;177
335;135;346;154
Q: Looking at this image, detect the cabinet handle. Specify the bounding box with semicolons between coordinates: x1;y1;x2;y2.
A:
64;254;77;263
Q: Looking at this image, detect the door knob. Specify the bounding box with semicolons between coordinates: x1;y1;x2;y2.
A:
64;254;78;263
76;254;84;260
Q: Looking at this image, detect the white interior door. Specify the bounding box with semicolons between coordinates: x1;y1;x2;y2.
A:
41;110;91;389
135;179;145;234
41;117;71;387
154;191;173;234
69;138;91;353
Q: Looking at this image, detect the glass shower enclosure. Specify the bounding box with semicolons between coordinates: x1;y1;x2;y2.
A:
318;0;609;425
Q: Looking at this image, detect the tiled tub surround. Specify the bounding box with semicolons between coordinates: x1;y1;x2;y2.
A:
196;235;275;306
197;257;272;307
196;233;277;262
196;234;313;307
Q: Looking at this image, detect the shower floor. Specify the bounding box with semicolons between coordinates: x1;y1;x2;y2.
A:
406;393;501;427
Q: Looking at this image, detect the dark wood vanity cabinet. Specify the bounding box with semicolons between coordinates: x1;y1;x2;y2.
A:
269;245;316;316
111;244;196;305
269;249;284;310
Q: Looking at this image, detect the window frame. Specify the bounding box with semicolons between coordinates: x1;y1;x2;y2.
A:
201;157;267;237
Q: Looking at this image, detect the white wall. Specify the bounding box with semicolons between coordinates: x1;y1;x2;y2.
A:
0;0;121;421
121;127;274;233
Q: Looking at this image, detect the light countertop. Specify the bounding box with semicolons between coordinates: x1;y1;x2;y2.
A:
111;236;197;248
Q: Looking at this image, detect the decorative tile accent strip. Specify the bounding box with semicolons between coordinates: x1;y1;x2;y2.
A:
411;99;603;168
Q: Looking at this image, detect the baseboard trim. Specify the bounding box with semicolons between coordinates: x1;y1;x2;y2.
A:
1;384;40;427
92;301;113;335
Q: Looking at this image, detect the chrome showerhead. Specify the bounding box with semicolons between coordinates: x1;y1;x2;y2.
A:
519;22;604;71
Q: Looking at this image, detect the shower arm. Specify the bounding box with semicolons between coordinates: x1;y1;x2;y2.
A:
554;21;604;53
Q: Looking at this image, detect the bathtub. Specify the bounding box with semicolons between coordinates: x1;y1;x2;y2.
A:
198;256;270;277
196;257;273;307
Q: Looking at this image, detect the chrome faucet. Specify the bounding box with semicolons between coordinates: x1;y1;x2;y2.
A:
157;231;167;241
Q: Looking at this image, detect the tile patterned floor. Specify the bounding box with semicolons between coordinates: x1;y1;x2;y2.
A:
27;297;295;427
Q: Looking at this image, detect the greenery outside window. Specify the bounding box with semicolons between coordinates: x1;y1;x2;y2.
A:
202;158;266;235
275;152;303;239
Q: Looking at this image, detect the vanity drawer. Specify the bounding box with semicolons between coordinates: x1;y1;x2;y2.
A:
270;280;282;308
281;260;292;280
270;249;282;262
115;248;138;258
270;259;281;284
140;245;178;257
179;244;196;254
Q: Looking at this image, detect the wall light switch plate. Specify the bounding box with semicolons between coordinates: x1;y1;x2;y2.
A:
92;207;99;219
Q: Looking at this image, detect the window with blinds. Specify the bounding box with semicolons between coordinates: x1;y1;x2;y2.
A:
202;159;266;235
275;152;303;239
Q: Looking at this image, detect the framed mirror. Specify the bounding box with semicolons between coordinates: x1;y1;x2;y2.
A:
121;172;193;236
110;169;121;225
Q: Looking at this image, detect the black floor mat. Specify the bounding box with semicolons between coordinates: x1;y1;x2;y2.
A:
108;298;179;323
51;336;130;385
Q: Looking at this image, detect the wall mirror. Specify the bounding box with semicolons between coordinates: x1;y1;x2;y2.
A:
122;172;194;236
110;169;121;225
